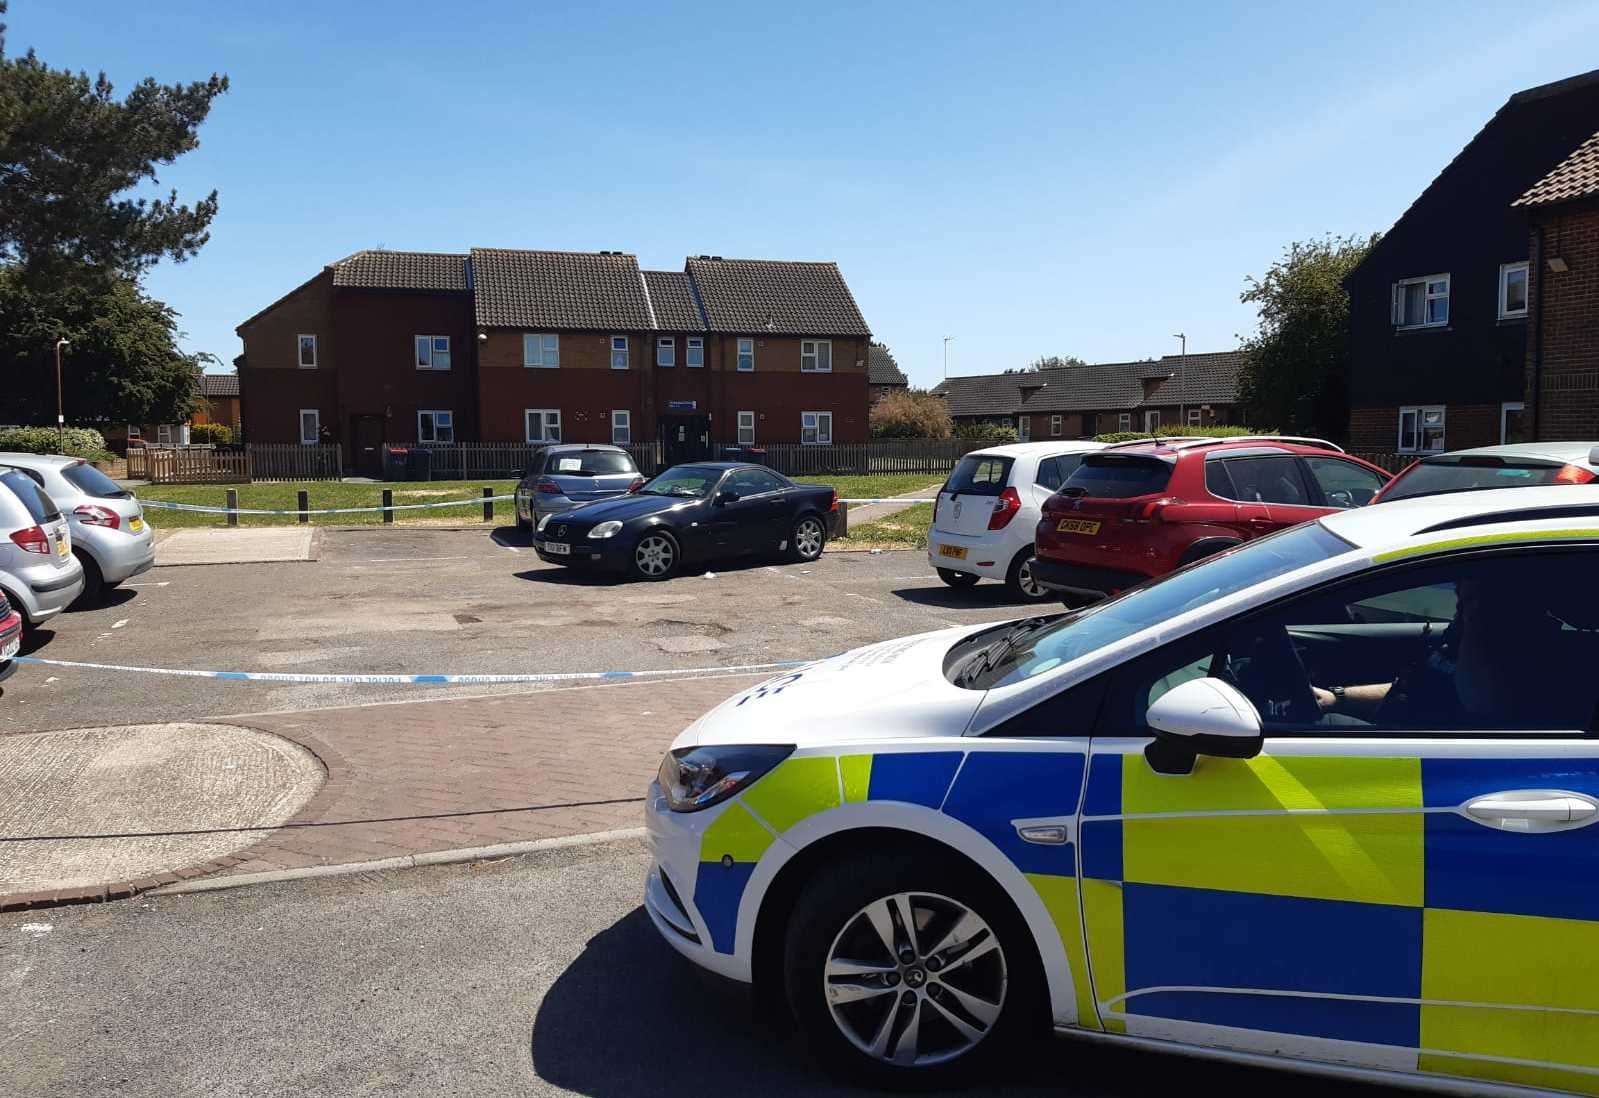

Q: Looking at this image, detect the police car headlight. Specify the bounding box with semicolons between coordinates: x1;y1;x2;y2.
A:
589;520;624;539
536;513;553;533
659;744;795;813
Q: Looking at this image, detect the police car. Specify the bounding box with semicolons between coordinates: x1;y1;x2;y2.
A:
646;485;1599;1093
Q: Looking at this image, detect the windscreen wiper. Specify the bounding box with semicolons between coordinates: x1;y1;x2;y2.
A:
959;616;1053;686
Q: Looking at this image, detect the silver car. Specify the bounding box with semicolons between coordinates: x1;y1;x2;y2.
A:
0;467;83;626
1374;440;1599;503
0;454;155;604
514;444;644;531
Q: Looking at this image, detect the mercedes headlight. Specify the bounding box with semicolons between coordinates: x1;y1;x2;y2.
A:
589;520;624;539
536;513;553;532
658;744;795;812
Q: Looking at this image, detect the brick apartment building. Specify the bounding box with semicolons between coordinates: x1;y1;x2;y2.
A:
237;248;871;477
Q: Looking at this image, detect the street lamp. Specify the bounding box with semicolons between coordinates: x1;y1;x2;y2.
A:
54;338;70;453
943;336;955;380
1172;332;1187;429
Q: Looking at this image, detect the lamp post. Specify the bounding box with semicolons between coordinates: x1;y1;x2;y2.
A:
943;336;954;380
1172;332;1187;428
54;338;70;453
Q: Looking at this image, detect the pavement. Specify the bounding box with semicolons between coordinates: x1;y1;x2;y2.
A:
1;839;1382;1098
844;485;938;526
152;526;317;566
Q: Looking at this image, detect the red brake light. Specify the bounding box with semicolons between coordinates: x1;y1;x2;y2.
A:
626;476;646;493
10;525;49;554
988;487;1022;530
73;504;121;529
535;479;562;495
1139;497;1179;522
828;489;838;513
1556;464;1597;485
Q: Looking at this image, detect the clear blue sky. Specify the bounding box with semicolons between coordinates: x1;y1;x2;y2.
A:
16;1;1599;388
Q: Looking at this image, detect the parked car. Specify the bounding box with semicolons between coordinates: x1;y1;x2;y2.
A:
533;462;836;581
1373;441;1599;503
926;441;1107;600
0;590;21;684
0;467;83;627
0;453;154;603
514;444;644;532
1033;436;1391;601
645;484;1599;1089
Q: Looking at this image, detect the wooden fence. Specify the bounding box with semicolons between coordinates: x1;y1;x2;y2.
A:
249;443;344;481
1349;452;1416;474
128;444;342;484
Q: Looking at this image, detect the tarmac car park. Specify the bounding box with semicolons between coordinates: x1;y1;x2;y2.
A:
645;484;1599;1094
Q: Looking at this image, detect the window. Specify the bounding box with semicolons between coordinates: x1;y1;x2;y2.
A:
657;337;675;367
737;411;756;445
523;333;559;368
1302;456;1387;508
415;335;451;370
1143;410;1160;433
1117;412;1132;431
1018;416;1031;441
737;337;755;372
611;409;631;444
299;409;320;445
801;339;832;372
127;425;141;439
1050;415;1062;437
1210;455;1311;505
418;410;454;443
297;334;318;369
157;424;173;445
687;337;705;368
525;409;562;443
1499;261;1529;319
947;454;1014;496
801;411;833;445
727;468;787;496
1392;274;1450;328
1399;406;1446;453
1501;401;1528;445
610;335;629;370
1035;455;1074;492
1186;408;1202;426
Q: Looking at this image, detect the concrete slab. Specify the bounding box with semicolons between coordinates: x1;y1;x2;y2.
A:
154;527;316;567
654;635;726;654
0;723;323;894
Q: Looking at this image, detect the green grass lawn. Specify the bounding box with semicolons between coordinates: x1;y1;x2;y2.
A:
835;502;934;549
135;474;944;528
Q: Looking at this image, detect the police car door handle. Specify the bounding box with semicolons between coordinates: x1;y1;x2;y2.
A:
1463;791;1599;833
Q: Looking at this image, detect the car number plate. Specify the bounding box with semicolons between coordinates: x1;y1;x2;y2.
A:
55;536;68;557
129;516;145;533
1;636;17;660
544;541;571;555
1056;518;1101;535
937;543;968;560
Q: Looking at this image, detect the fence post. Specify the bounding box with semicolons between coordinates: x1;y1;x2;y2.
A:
226;488;239;528
297;490;309;524
382;489;394;524
482;486;494;523
836;501;848;539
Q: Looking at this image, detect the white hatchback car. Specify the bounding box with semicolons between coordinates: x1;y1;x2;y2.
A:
647;484;1599;1093
927;441;1105;600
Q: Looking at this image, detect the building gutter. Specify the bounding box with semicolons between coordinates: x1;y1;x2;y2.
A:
1530;221;1546;439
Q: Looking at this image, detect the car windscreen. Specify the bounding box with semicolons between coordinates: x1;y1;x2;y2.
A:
1062;454;1174;499
62;460;132;499
544;450;638;476
944;454;1014;496
1380;456;1575;502
0;469;60;524
640;465;720;498
956;521;1352;690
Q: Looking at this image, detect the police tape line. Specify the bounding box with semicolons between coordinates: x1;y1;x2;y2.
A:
11;654;810;685
136;495;933;516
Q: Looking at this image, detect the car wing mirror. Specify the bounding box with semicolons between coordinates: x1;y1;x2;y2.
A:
715;490;739;505
1143;677;1264;776
1327;489;1354;508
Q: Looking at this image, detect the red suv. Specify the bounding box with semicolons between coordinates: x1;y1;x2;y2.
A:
1033;437;1392;601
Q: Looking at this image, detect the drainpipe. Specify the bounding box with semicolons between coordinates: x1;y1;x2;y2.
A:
1530;223;1546;440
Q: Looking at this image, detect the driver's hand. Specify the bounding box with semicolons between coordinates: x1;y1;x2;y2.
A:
1312;687;1338;712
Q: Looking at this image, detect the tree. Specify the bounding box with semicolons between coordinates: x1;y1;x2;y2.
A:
0;1;228;280
1237;233;1379;442
870;389;953;439
1030;354;1086;370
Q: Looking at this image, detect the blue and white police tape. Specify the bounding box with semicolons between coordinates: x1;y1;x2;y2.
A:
11;654;811;685
136;495;933;516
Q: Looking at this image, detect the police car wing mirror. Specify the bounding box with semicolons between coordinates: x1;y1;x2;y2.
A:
1143;677;1264;776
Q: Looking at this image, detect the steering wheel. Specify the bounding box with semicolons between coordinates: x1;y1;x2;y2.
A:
1226;624;1320;725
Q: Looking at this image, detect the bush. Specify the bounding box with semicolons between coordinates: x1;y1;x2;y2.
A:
0;425;110;460
955;421;1019;443
870;390;953;440
189;422;233;445
1092;424;1272;443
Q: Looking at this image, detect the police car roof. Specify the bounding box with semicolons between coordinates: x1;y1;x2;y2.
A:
1321;484;1599;550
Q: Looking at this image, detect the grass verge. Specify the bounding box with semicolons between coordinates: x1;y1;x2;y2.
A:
834;502;933;550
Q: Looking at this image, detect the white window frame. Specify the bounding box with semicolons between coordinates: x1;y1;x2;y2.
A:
801;410;833;445
1017;416;1031;441
298;409;320;446
1144;410;1160;432
1392;274;1450;329
610;335;629;370
1118;412;1132;431
297;334;318;369
417;409;454;444
157;424;174;445
523;333;559;368
737;410;756;445
415;335;452;371
1398;405;1446;453
1050;414;1062;436
1500;401;1525;445
1187;408;1202;426
524;408;562;443
611;409;631;444
127;425;142;439
656;336;675;367
800;339;832;373
1498;261;1530;320
737;337;755;372
687;337;705;368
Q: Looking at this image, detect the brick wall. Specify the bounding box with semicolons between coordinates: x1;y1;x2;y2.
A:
1528;203;1599;440
238;272;340;445
1349;403;1503;452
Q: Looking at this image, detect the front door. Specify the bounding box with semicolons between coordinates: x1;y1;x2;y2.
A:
661;415;711;466
1079;546;1599;1090
352;415;384;479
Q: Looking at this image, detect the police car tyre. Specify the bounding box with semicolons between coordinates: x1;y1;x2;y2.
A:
630;530;679;581
790;514;826;562
1005;549;1051;602
782;849;1043;1087
71;548;104;606
936;568;979;588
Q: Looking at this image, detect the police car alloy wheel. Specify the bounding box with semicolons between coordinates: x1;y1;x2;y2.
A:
632;531;677;580
791;516;825;562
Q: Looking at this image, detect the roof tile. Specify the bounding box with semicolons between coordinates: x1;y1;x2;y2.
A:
472;249;654;330
198;373;240;398
686;257;870;336
1515;128;1599;207
642;270;706;331
331;250;469;291
933;351;1243;417
869;343;908;386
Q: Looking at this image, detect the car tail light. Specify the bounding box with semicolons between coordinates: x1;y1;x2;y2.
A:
535;479;562;495
626;476;646;493
828;489;838;513
10;525;50;554
1556;464;1597;485
1135;497;1179;523
73;504;121;529
988;487;1022;530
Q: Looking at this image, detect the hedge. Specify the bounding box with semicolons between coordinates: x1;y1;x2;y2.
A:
0;426;111;460
189;422;233;445
1092;425;1273;443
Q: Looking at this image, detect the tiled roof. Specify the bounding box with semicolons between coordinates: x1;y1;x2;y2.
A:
472;249;654;330
869;343;908;386
642;270;706;331
686;257;870;336
1516;129;1599;207
198;373;239;398
331;250;469;291
933;351;1243;417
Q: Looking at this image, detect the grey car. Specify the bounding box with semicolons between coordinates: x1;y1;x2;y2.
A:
514;444;643;531
1374;440;1599;503
0;467;83;626
0;453;155;603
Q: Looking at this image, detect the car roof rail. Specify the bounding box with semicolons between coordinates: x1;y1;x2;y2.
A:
1165;435;1346;453
1102;435;1218;450
1417;502;1599;535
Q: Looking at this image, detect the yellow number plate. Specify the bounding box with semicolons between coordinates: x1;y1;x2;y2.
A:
56;537;68;556
937;543;968;560
130;517;145;533
1055;518;1101;535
